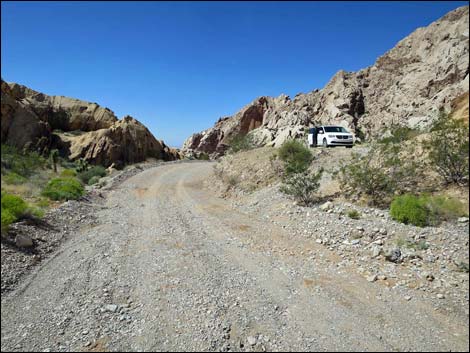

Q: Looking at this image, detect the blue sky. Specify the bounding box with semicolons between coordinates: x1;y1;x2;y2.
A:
1;1;467;147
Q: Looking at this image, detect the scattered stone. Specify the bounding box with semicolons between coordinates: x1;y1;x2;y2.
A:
15;234;34;248
319;202;333;211
385;248;402;263
404;296;412;301
104;304;119;313
367;274;378;282
457;217;469;223
247;336;257;346
436;294;445;299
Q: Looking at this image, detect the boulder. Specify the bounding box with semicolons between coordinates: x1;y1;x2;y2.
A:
15;234;34;248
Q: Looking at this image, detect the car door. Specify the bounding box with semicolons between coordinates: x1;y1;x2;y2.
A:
317;127;324;145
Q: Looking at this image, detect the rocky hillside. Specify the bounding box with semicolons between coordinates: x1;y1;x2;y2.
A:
1;80;180;167
183;5;469;156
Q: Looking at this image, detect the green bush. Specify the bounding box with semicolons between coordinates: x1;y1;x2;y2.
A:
228;134;255;154
335;143;423;207
197;152;210;160
1;144;47;177
74;158;89;173
423;113;469;185
420;194;468;223
3;172;27;185
280;169;323;206
77;166;106;185
1;209;16;234
1;193;29;234
278;139;313;176
347;210;361;219
60;169;77;177
390;194;431;227
88;175;101;185
1;193;28;218
379;125;420;145
42;177;85;201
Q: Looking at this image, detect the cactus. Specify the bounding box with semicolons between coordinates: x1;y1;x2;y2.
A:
50;149;59;173
75;158;89;173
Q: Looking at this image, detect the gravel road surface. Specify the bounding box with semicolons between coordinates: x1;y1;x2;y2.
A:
1;162;468;352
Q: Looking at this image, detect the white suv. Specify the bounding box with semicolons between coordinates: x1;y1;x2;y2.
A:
308;125;354;148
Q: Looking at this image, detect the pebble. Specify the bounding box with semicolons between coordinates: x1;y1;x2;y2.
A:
247;336;257;346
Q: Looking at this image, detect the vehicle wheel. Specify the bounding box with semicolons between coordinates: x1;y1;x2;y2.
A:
346;146;353;149
323;138;328;148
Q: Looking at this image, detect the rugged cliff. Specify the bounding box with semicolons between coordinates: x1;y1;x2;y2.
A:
1;81;180;167
183;5;469;156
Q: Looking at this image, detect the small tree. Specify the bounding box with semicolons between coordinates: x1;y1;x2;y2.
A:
423;113;469;185
277;139;314;176
50;149;59;173
335;142;423;207
228;134;255;154
280;169;323;206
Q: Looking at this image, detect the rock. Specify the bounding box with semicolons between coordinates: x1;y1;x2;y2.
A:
104;304;119;313
436;294;445;299
377;274;387;281
351;239;361;245
15;234;34;248
182;6;469;156
367;274;378;282
319;202;333;211
384;248;402;263
379;228;387;235
371;245;382;258
458;217;469;223
247;336;257;346
1;80;180;166
422;272;435;282
404;296;412;301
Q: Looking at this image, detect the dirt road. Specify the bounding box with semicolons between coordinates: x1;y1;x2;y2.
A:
1;162;468;352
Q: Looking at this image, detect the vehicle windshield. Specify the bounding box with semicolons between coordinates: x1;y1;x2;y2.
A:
324;126;348;133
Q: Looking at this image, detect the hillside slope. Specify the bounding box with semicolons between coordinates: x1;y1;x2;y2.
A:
183;5;469;156
1;80;180;167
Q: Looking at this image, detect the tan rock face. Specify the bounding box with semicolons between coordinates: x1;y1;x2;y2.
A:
183;5;469;156
1;80;179;166
65;116;178;167
1;80;51;152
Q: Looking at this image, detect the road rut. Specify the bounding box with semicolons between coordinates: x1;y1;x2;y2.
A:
1;162;468;351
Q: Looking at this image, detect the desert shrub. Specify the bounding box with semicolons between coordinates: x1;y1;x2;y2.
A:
1;193;32;234
60;169;77;177
197;152;210;160
226;174;240;188
74;158;89;173
347;210;361;219
423;113;469;185
1;193;28;218
335;143;423;207
88;175;101;185
228;134;255;154
390;194;431;227
3;172;27;185
278;139;313;176
379;125;420;145
1;209;16;234
280;169;323;206
1;144;47;177
42;177;85;201
77;166;106;185
420;194;468;223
